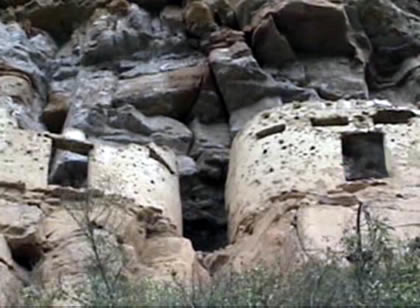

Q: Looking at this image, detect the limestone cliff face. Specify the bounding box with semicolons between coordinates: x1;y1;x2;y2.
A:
2;0;420;305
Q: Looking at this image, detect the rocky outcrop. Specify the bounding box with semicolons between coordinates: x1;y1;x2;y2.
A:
0;235;23;306
209;40;318;134
2;0;420;304
0;21;55;130
113;65;205;119
0;120;208;304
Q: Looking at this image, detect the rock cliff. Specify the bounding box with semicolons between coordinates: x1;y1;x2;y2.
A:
2;0;420;305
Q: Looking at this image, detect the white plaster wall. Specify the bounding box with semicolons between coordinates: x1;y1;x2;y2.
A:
0;103;17;129
0;129;51;189
226;101;420;242
88;143;183;234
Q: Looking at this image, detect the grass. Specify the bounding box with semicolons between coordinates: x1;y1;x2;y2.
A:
22;213;420;307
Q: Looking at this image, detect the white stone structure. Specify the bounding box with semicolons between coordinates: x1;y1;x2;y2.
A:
0;107;183;233
89;142;183;234
226;100;420;254
0;128;51;189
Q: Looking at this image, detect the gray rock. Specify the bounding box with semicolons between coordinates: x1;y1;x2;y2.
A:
229;97;281;136
189;119;230;180
273;1;354;56
355;0;420;82
209;41;278;112
190;119;230;158
356;0;420;55
196;148;229;180
373;66;420;106
77;4;192;65
210;41;320;134
160;5;186;33
131;0;171;11
117;52;206;79
0;21;58;130
15;0;105;42
105;105;193;155
66;69;117;129
210;42;317;113
190;68;227;124
265;62;306;86
0;22;55;128
177;155;198;177
48;70;117;186
113;65;206;119
252;15;296;68
304;57;368;100
203;0;236;28
393;0;420;16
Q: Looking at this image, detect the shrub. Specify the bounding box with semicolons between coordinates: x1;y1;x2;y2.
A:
22;204;420;307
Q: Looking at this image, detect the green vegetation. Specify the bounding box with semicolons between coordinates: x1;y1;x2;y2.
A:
22;208;420;307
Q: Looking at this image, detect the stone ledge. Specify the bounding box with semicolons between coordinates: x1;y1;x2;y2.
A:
44;132;94;156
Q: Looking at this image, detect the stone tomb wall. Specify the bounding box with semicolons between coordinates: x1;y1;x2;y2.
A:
0;128;51;189
0;118;187;305
226;100;420;253
0;120;182;233
89;142;183;234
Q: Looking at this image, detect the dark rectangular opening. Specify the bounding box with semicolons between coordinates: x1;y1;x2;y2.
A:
341;132;388;181
47;134;93;189
372;110;415;125
311;116;349;127
256;124;286;140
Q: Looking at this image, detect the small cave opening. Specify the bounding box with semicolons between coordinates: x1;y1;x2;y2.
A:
10;243;43;272
180;177;229;252
183;217;228;252
341;132;389;181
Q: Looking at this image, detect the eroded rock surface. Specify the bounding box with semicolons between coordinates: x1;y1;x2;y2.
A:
0;125;207;305
2;0;420;304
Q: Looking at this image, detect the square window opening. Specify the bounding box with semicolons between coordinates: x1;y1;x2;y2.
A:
341;132;389;181
47;137;92;188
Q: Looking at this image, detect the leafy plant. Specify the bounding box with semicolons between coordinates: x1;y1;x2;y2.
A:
22;199;420;307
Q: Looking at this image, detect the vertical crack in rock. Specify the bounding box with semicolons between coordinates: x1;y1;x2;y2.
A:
178;149;229;252
148;145;176;175
180;171;229;252
291;209;311;261
183;217;228;252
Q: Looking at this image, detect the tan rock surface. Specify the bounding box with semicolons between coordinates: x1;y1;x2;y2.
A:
140;236;210;284
0;234;24;306
222;100;420;271
0;131;205;304
3;0;420;304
